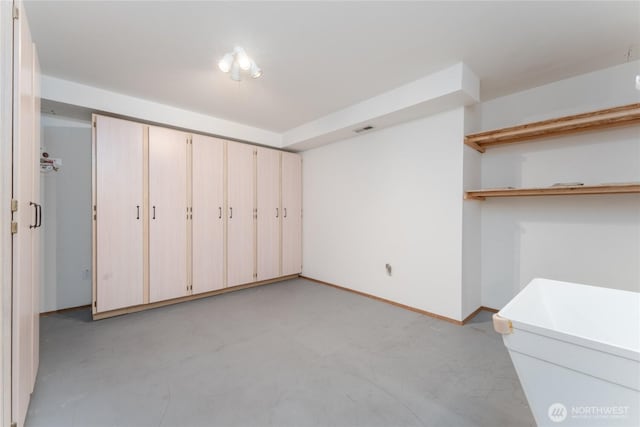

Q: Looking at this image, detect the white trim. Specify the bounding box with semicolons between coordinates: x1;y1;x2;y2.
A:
41;75;283;148
282;62;479;151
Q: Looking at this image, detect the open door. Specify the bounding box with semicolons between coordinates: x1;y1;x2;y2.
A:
11;1;41;426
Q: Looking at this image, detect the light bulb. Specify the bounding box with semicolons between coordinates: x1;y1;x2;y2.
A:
230;62;241;81
234;47;251;71
218;53;233;73
636;75;640;91
250;60;262;79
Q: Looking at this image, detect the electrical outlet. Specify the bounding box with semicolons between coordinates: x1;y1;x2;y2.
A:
82;269;90;280
385;264;392;276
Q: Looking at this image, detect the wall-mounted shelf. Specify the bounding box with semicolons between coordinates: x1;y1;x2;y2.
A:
465;184;640;200
464;103;640;153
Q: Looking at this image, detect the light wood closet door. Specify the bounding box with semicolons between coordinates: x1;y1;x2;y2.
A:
257;148;280;281
94;115;144;312
149;126;188;302
227;142;255;287
192;134;224;294
12;5;36;425
282;152;302;276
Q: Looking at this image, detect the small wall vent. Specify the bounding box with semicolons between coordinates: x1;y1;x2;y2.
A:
354;125;374;134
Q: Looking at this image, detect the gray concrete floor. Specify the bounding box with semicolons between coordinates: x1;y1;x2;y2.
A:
26;278;534;427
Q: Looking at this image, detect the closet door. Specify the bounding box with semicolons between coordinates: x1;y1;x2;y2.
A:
282;152;302;276
94;115;144;312
227;142;255;287
12;5;36;425
192;134;224;294
149;126;188;302
256;148;280;281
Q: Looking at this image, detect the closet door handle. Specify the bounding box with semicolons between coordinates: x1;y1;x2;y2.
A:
152;206;156;220
284;207;287;218
136;205;140;220
29;202;37;229
229;207;233;219
36;204;42;228
218;207;222;219
276;208;279;218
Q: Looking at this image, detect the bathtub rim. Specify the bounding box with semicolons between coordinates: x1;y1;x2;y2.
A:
498;278;640;362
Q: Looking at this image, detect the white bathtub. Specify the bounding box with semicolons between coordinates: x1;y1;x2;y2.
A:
493;278;639;427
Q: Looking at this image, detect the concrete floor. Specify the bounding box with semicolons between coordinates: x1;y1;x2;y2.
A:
26;278;534;427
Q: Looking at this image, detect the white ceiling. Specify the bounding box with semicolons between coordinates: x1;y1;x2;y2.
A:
25;1;640;132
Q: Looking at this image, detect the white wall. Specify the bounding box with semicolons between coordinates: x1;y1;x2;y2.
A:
302;61;640;320
477;61;640;308
302;108;467;321
40;115;93;312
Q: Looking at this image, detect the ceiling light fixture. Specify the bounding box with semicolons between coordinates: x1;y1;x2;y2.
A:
230;62;241;82
218;52;234;73
218;46;262;81
249;60;262;79
235;47;251;71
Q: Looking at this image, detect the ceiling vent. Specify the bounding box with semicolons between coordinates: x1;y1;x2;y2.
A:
354;125;374;134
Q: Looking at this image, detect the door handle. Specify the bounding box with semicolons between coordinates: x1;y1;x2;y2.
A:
36;204;42;228
218;206;222;219
152;206;156;220
284;207;287;218
136;205;140;220
276;208;279;218
29;202;37;229
229;207;233;219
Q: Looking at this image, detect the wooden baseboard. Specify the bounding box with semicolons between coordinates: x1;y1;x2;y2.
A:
461;306;484;324
300;276;465;325
40;304;92;317
461;306;499;323
93;275;299;320
300;276;498;326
